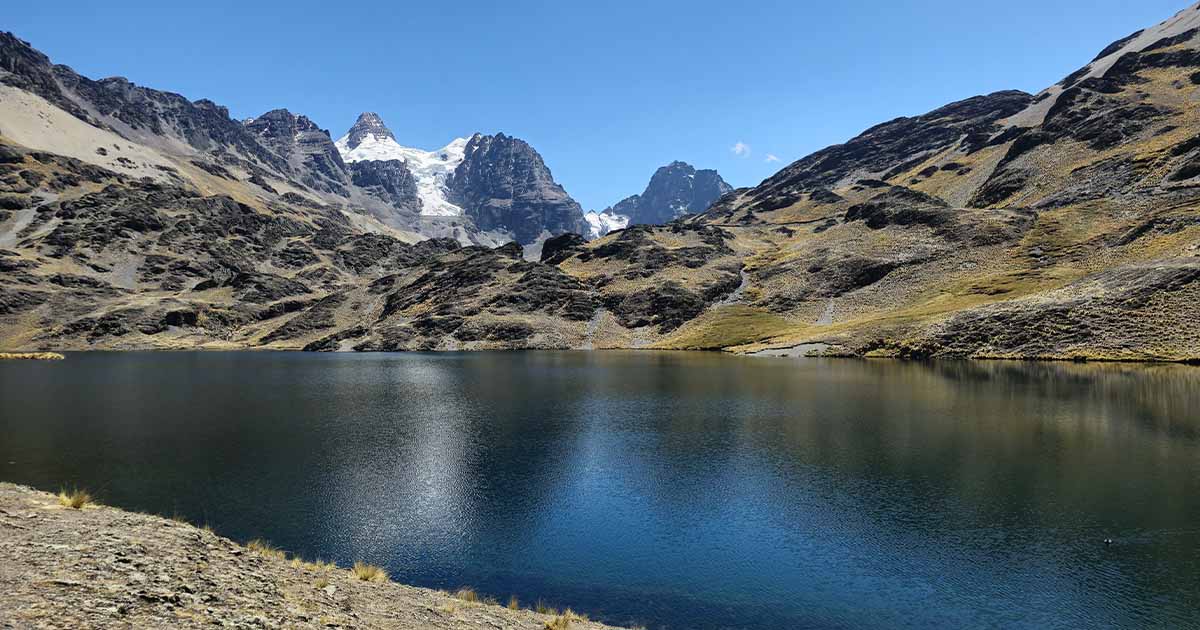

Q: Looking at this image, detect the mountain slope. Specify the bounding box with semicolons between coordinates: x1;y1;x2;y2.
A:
676;2;1200;360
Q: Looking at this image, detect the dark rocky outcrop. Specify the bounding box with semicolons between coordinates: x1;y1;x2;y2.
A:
346;159;420;213
576;224;732;274
539;233;587;265
604;282;706;332
378;248;509;319
261;293;346;343
452;320;535;342
486;264;599;321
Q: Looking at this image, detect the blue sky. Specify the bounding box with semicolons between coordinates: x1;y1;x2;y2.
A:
5;0;1190;210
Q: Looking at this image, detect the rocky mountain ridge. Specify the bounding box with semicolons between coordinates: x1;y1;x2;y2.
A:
0;32;586;246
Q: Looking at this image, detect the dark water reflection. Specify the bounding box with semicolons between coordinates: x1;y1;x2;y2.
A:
1;352;1198;629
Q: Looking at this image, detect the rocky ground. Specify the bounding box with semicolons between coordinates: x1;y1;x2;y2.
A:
0;484;628;630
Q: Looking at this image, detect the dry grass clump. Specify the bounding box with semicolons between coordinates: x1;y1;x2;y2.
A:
545;609;589;630
350;561;388;583
293;557;337;572
453;587;479;603
0;352;65;361
56;488;92;509
246;538;286;561
508;595;520;610
536;600;557;615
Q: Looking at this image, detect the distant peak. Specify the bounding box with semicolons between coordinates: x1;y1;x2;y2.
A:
355;111;388;128
343;112;395;150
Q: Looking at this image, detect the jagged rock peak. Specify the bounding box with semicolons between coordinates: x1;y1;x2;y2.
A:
244;108;348;195
244;109;325;135
606;160;732;226
448;132;586;244
344;112;395;150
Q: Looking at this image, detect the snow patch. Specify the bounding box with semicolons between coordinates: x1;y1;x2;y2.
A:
335;132;469;217
584;210;630;239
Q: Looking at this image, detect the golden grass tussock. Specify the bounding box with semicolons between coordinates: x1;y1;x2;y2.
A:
350;561;388;583
453;587;479;603
56;488;92;509
507;595;520;610
246;538;286;561
293;557;337;572
0;352;65;361
545;609;589;630
535;600;558;615
545;617;570;630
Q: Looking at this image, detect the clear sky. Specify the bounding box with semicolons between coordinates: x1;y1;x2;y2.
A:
5;0;1190;210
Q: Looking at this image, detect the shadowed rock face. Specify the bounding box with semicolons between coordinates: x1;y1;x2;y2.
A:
448;133;586;244
243;109;349;195
606;161;732;226
346;159;420;213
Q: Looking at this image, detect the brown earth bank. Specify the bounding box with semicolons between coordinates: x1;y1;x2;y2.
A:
0;483;631;630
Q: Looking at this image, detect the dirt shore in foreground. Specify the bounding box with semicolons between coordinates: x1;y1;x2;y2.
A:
0;483;629;629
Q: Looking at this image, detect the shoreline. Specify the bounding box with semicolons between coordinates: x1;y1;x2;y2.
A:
4;346;1198;367
0;483;630;630
0;352;65;361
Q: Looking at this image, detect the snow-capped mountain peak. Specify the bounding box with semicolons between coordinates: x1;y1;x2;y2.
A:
335;112;469;217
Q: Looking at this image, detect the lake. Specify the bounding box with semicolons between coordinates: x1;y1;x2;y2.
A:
1;351;1198;629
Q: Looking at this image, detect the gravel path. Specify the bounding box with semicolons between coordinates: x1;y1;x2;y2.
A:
0;483;629;630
